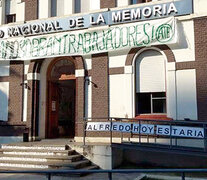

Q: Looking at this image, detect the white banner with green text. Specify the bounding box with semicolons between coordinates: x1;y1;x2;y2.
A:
0;17;177;60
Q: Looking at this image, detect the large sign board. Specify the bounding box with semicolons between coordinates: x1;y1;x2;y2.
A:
86;122;204;139
0;0;192;39
0;17;177;60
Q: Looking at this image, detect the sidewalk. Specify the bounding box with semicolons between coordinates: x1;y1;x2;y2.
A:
0;173;143;180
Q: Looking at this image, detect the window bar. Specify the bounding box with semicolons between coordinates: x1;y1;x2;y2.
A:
139;119;141;144
150;93;153;114
170;122;172;148
121;119;123;143
154;124;157;144
175;123;178;147
110;117;113;144
130;123;133;143
147;120;149;144
203;124;207;152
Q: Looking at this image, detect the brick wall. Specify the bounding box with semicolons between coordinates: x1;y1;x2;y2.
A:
194;17;207;121
91;53;109;118
8;61;24;123
100;0;116;8
22;0;38;21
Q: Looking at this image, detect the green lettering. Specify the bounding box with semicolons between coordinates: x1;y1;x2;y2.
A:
32;38;40;57
143;23;150;45
105;29;114;50
91;32;99;52
68;34;77;53
84;32;91;54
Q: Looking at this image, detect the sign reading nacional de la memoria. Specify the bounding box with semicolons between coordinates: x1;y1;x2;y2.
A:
0;0;192;60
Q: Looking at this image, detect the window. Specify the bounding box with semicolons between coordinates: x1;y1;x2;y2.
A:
135;50;166;115
136;92;166;114
51;0;57;17
75;0;81;13
130;0;152;4
6;14;16;24
5;0;16;24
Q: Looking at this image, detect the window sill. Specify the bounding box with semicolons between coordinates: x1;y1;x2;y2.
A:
135;114;173;121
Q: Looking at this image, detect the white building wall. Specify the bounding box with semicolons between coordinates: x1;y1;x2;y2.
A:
85;76;92;118
116;0;129;7
38;0;51;18
22;61;30;122
56;0;64;16
64;0;74;15
194;0;207;16
90;0;100;11
124;72;134;118
0;82;9;121
176;69;197;120
166;62;177;119
84;55;92;70
0;0;5;25
81;0;90;13
109;50;133;118
109;74;128;118
16;1;25;22
108;51;127;68
169;20;195;62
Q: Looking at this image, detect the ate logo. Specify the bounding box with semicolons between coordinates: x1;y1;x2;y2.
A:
156;24;173;43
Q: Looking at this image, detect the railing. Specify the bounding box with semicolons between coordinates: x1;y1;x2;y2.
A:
83;117;207;151
1;169;207;180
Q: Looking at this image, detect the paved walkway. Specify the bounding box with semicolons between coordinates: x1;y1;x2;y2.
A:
0;173;143;180
0;173;206;180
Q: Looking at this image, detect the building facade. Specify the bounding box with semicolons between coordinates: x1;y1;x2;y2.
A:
0;0;206;143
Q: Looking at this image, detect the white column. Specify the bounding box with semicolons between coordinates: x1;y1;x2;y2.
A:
117;0;129;7
0;0;5;25
38;0;51;18
167;63;177;119
64;0;74;15
81;0;90;13
124;66;134;118
23;61;30;122
16;0;25;22
90;0;100;11
176;69;198;120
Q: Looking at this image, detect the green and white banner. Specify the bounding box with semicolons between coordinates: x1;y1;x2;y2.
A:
0;17;177;60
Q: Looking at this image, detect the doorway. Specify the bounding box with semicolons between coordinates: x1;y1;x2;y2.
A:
46;58;76;138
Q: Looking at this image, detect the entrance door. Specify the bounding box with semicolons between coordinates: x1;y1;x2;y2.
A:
58;80;75;138
48;82;59;138
47;58;76;139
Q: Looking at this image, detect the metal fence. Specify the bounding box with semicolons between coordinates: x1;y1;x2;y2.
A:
2;168;207;180
83;117;207;151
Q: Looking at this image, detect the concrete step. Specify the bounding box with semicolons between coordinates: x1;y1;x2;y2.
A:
0;153;79;160
0;157;83;166
0;149;75;156
55;159;91;169
1;144;66;151
57;165;100;177
0;159;92;170
0;154;82;163
0;163;49;169
80;165;99;170
0;142;99;172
